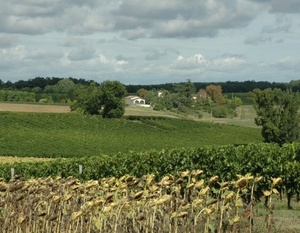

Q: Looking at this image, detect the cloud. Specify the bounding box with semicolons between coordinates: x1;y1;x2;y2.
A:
0;0;263;38
0;0;299;85
213;56;246;68
261;15;292;34
269;0;300;14
0;1;112;35
121;27;148;40
113;0;263;39
0;34;18;48
277;57;300;69
175;54;208;69
67;46;96;61
27;48;63;60
244;35;273;45
86;54;129;72
144;48;178;61
172;54;245;72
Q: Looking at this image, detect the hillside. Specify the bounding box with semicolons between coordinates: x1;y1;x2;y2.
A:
0;111;262;157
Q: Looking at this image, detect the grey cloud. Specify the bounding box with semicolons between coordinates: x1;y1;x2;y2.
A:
275;38;284;43
0;34;18;48
121;28;148;40
262;16;292;33
112;0;205;22
0;0;263;38
0;1;111;35
269;0;300;13
153;21;218;38
244;35;273;45
2;17;55;35
27;49;63;60
115;55;131;61
145;50;167;60
67;46;96;61
220;53;244;59
262;23;291;34
113;0;262;39
144;48;178;60
250;0;300;13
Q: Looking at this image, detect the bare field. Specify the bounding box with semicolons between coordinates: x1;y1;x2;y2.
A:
0;102;70;113
124;105;180;118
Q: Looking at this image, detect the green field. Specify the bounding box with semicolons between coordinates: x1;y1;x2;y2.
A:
0;111;262;158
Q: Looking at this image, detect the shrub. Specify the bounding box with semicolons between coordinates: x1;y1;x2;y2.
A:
153;103;165;111
212;106;229;118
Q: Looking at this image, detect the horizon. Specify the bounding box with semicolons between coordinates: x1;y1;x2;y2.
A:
0;76;293;87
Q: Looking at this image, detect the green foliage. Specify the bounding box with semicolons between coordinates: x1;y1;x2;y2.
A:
100;80;126;118
1;143;300;205
0;112;262;158
212;106;229;118
73;80;126;118
226;96;242;109
250;88;300;145
145;80;197;112
38;97;54;103
0;90;36;102
153;102;165;111
227;93;252;105
74;84;102;115
136;88;148;99
172;79;196;108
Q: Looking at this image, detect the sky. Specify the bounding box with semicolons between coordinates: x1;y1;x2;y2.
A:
0;0;300;85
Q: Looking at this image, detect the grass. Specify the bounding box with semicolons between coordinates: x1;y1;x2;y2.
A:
253;197;300;232
126;104;259;128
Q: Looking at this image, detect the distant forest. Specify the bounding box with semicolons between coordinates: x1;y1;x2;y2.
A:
1;76;299;93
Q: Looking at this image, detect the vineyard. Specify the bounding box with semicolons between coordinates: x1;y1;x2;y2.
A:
0;143;300;207
0;112;261;157
1;111;300;231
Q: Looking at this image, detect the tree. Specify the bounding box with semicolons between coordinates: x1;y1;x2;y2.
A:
205;84;225;105
172;79;196;108
100;80;126;118
250;88;300;145
136;88;148;99
73;80;126;118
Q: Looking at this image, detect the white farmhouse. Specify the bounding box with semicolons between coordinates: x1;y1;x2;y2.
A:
125;96;150;107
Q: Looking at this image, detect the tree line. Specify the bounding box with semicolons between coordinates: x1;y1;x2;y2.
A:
0;77;296;93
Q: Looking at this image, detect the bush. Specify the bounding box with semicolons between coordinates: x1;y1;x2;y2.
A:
212;106;229;118
153;103;165;111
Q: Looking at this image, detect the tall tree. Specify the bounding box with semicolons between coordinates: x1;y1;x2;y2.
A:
250;88;300;145
100;80;126;118
136;88;148;99
73;80;126;118
173;79;196;108
205;84;225;105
